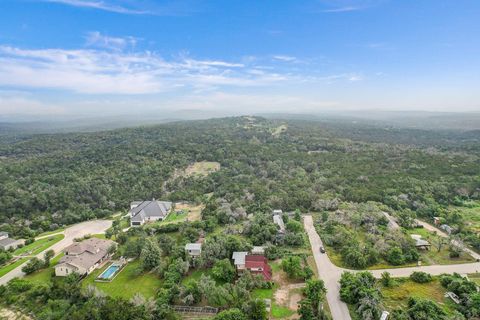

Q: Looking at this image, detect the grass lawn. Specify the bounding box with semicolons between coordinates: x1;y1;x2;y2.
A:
468;273;480;285
82;260;162;299
14;234;64;256
380;278;456;315
37;227;66;238
24;254;64;283
450;202;480;232
0;257;29;278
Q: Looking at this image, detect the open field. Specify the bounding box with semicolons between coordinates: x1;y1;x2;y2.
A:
380;278;456;315
82;260;162;299
271;124;288;136
184;161;220;177
450;201;480;232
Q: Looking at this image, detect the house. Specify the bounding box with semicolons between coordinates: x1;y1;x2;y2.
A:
433;217;441;225
380;311;390;320
130;199;172;226
411;234;431;250
272;209;283;215
185;243;202;258
232;251;248;271
273;214;286;233
0;232;25;251
445;291;461;304
440;224;453;235
55;238;115;277
245;255;272;281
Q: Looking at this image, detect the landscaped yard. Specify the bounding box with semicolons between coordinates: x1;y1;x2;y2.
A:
24;254;64;283
0;235;65;278
82;260;162;299
14;234;64;256
380;278;456;315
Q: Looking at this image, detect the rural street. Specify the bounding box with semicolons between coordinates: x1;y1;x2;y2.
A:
304;215;352;320
304;215;480;320
0;219;112;286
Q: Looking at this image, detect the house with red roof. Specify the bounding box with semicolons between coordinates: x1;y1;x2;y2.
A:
245;255;272;281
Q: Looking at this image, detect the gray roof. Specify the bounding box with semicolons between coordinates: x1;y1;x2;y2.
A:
0;238;18;247
59;238;115;270
185;243;202;251
130;200;172;222
232;251;248;265
273;214;286;232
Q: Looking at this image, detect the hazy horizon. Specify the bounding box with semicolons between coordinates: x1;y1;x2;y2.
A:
1;0;479;118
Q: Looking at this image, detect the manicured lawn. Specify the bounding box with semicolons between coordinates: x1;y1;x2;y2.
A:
271;305;295;318
24;254;64;283
82;260;162;299
37;227;66;238
380;278;455;315
14;234;64;256
0;257;29;278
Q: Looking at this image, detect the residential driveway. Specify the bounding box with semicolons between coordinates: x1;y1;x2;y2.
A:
303;215;480;320
0;219;112;286
304;215;352;320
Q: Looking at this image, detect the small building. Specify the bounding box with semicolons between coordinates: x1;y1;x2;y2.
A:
130;200;172;227
55;238;115;277
245;255;272;281
273;214;286;234
411;234;431;250
185;243;202;258
380;311;390;320
440;224;453;235
433;217;441;225
251;246;265;255
445;291;460;304
0;232;25;251
232;251;248;271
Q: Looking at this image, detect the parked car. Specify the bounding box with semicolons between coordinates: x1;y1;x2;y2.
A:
320;246;325;253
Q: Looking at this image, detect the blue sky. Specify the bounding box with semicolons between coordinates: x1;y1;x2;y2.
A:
0;0;479;117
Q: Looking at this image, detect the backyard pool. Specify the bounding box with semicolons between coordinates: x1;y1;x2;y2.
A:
98;264;120;280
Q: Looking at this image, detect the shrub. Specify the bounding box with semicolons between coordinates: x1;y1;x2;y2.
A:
410;271;432;283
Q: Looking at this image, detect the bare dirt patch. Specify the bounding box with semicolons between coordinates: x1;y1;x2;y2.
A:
175;202;203;222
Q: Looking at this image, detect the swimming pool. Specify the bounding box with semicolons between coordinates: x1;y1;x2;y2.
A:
98;264;120;280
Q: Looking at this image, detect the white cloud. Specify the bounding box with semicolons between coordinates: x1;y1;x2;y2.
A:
85;31;138;50
322;6;361;13
273;55;298;62
0;46;293;94
42;0;149;14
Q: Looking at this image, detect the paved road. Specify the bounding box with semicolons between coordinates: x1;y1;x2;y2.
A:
0;219;112;285
304;215;352;320
304;215;480;320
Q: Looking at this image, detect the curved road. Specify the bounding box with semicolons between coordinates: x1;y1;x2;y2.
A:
304;215;480;320
0;219;112;286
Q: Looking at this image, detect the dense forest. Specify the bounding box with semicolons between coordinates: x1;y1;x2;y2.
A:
0;116;479;238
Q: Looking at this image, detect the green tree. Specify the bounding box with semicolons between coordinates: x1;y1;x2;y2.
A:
214;308;247;320
140;238;162;271
242;299;267;320
212;259;236;283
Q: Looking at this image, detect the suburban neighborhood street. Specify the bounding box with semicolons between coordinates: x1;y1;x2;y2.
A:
0;219;112;285
304;215;480;320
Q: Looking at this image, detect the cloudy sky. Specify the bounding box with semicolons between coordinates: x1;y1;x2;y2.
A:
0;0;479;118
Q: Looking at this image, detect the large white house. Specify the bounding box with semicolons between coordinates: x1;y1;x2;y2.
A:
55;238;115;277
130;200;172;227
